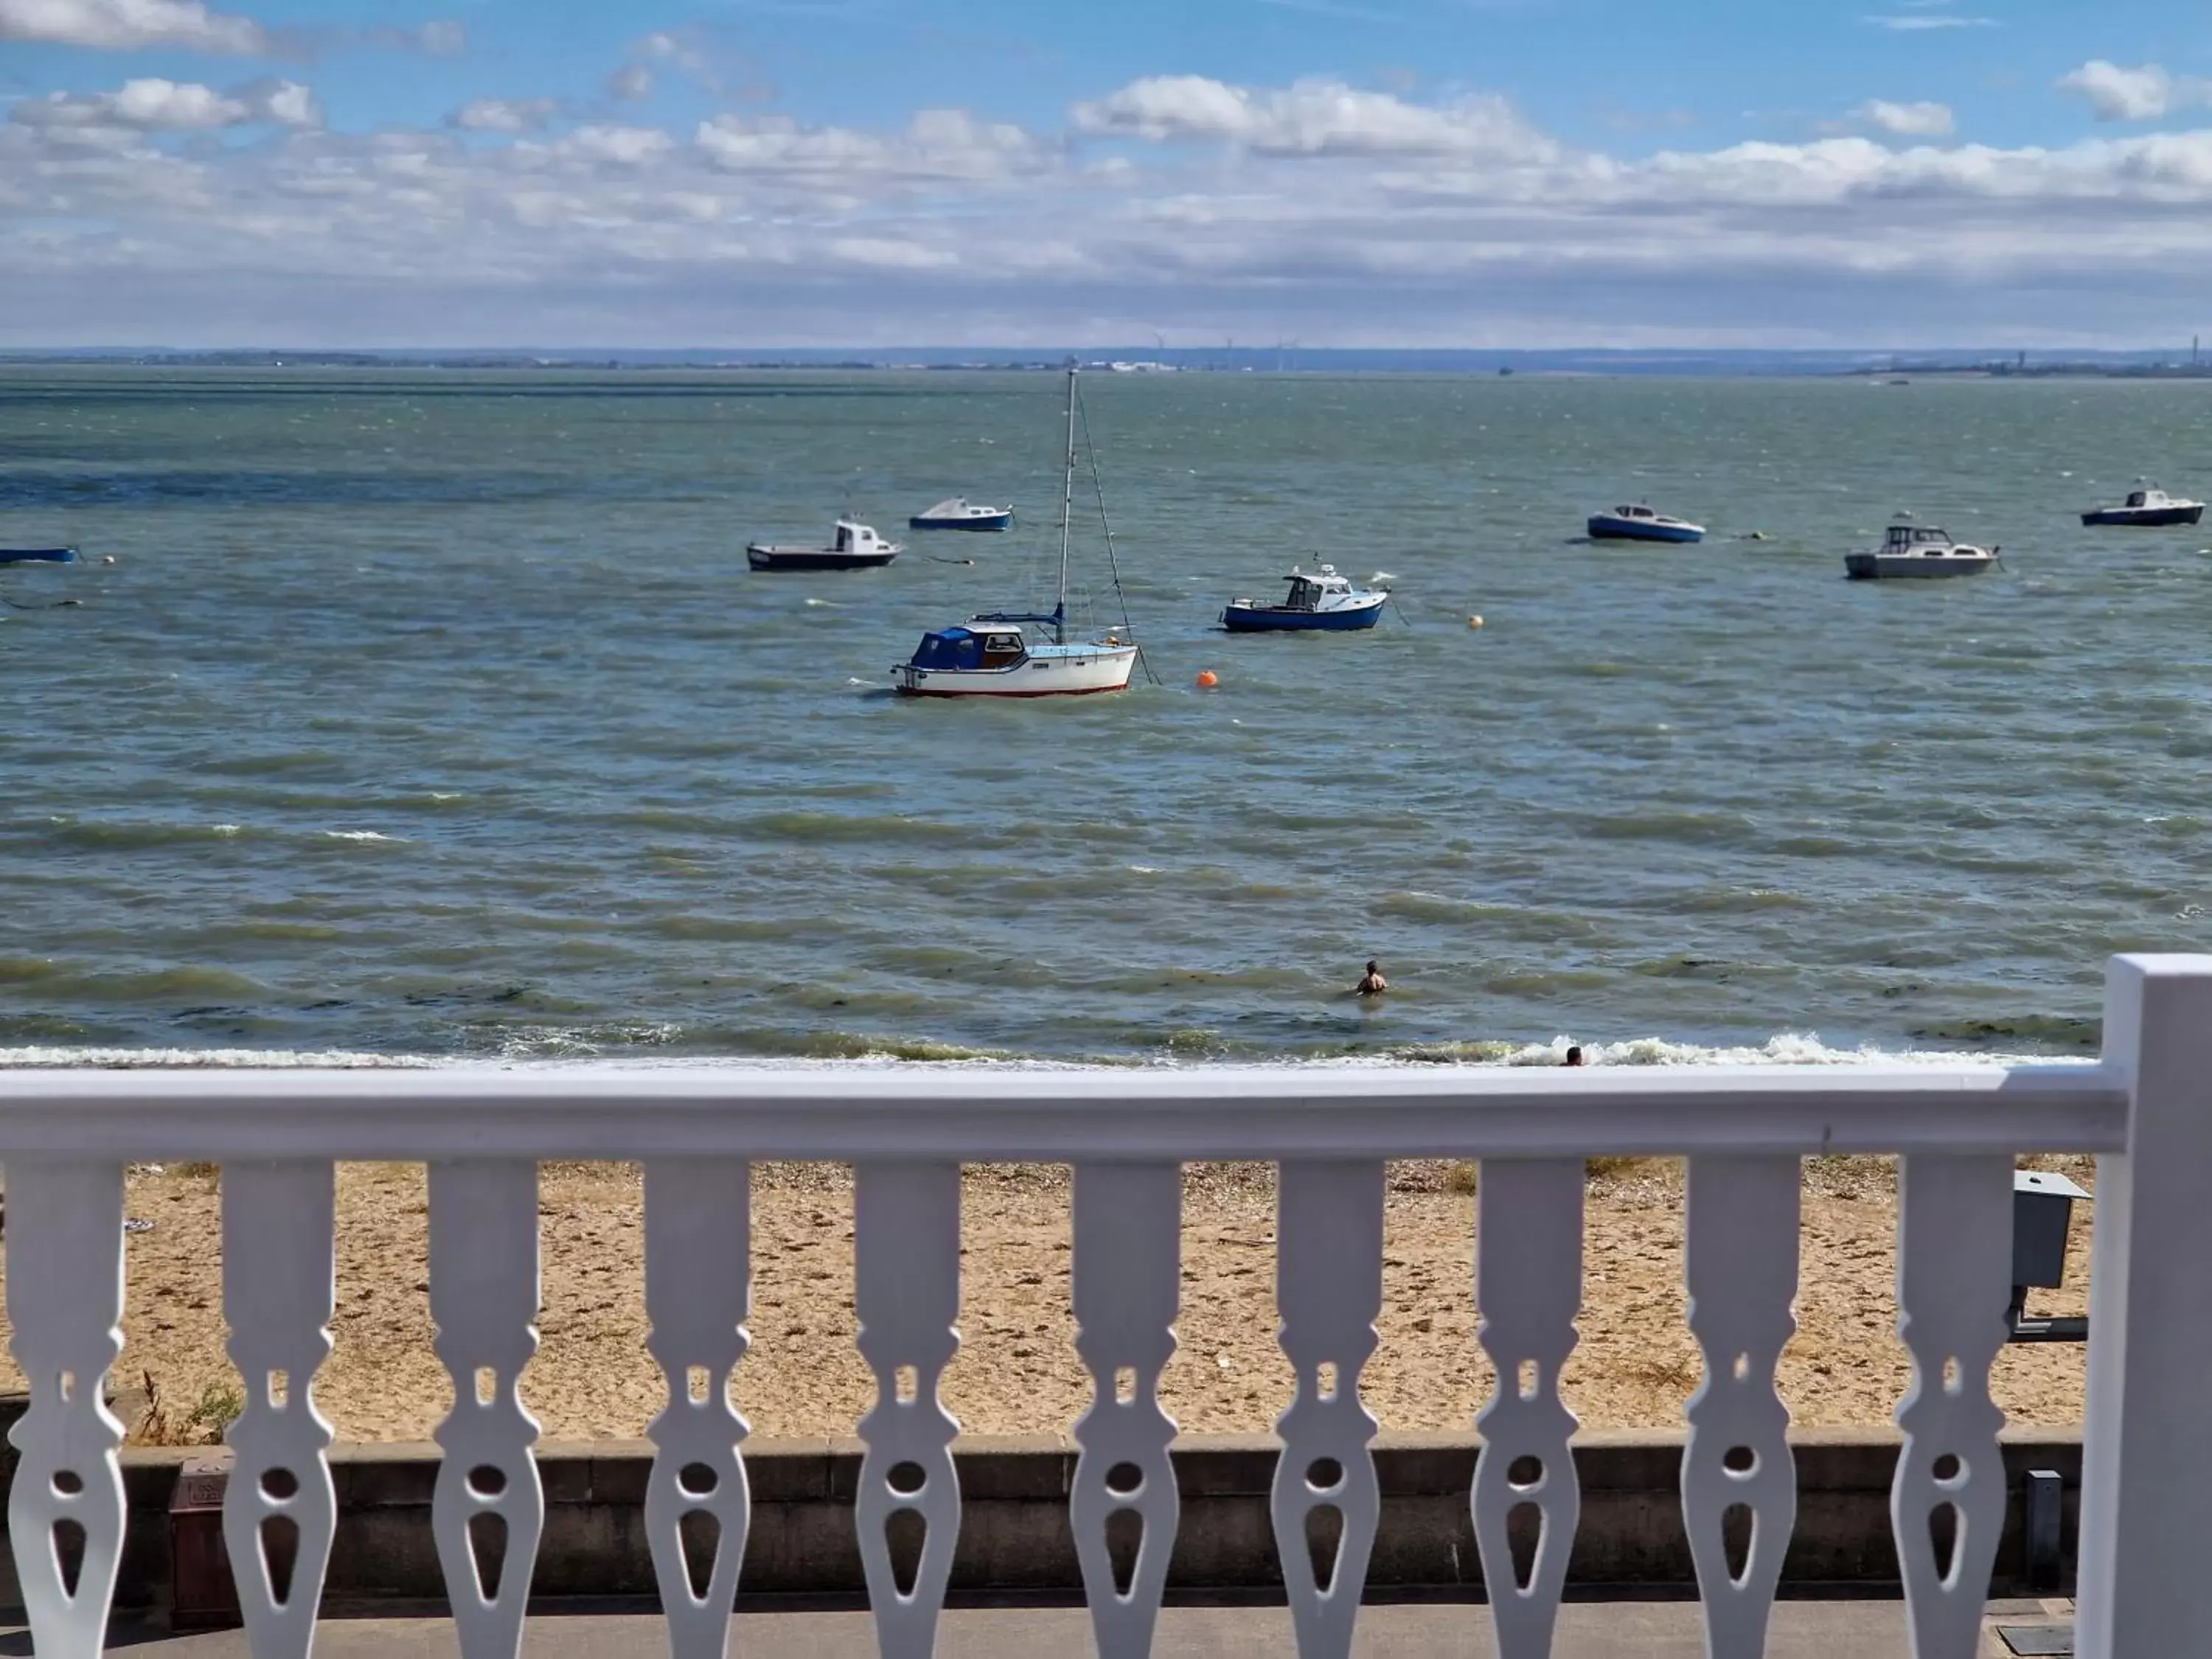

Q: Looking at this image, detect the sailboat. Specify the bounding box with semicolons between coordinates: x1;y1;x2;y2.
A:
891;368;1141;698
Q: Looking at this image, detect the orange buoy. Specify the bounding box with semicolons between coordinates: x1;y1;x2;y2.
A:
1196;669;1219;689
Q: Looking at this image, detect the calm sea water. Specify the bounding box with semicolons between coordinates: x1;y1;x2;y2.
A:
4;366;2210;1065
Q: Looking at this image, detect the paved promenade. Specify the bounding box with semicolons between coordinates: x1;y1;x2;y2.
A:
6;1597;2076;1656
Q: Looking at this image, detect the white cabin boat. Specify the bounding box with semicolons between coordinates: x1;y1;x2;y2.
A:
1845;518;1996;580
747;519;902;572
2081;484;2205;528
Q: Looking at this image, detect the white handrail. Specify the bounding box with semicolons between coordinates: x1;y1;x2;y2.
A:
0;1062;2127;1161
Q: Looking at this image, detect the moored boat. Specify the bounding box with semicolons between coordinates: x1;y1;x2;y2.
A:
892;368;1140;699
746;519;902;572
909;498;1014;532
2081;484;2204;528
1220;565;1387;632
0;547;77;565
894;613;1138;697
1845;518;1995;580
1587;504;1705;543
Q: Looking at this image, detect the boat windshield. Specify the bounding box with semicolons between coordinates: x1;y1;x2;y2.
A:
1887;524;1951;549
2127;491;2149;507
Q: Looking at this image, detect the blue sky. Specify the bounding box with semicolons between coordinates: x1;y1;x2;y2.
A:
4;0;2211;345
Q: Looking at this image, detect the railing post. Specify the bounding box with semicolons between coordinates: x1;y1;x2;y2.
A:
2076;954;2212;1659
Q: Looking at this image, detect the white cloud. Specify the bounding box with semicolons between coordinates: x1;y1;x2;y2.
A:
637;31;698;66
695;107;1043;187
448;97;561;135
9;74;317;129
1863;13;1996;29
606;64;653;102
1854;99;1955;136
556;124;672;166
1071;74;1554;160
252;78;319;128
12;74;2212;348
2058;61;2212;123
0;0;266;52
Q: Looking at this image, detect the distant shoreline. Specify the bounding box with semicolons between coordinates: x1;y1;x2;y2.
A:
6;349;2212;380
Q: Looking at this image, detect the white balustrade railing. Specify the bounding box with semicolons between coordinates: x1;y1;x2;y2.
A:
2;953;2208;1659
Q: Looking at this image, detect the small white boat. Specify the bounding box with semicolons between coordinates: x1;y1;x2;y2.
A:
1845;518;1996;580
2081;483;2204;528
747;519;902;572
1587;504;1705;543
909;498;1013;532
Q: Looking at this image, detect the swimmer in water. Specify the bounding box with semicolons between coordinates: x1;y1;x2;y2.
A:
1563;1046;1584;1067
1355;959;1387;997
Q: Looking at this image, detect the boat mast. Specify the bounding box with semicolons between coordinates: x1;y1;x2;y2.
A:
1057;364;1077;646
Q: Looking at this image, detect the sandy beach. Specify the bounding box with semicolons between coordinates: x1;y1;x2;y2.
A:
0;1158;2094;1444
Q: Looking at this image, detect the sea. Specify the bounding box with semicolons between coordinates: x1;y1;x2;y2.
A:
4;366;2209;1068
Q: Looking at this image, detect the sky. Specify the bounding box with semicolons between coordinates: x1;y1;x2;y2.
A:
2;0;2210;348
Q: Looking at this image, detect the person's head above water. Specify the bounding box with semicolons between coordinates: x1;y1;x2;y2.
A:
1366;959;1380;975
1564;1046;1584;1066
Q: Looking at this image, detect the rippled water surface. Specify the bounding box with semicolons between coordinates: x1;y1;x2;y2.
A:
4;366;2211;1063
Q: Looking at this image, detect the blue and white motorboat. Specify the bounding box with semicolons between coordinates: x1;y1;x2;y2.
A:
1220;565;1387;633
1587;504;1705;543
910;497;1013;532
0;547;77;565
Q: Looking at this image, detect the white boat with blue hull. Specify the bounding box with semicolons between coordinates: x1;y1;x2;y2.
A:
1587;504;1705;543
910;498;1013;532
893;367;1141;699
1221;566;1387;633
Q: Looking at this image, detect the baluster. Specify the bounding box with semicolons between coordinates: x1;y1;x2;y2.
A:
1892;1154;2010;1659
222;1161;338;1659
1472;1158;1583;1659
428;1161;544;1659
643;1158;753;1659
854;1162;962;1659
1071;1162;1182;1659
4;1158;127;1659
1270;1160;1384;1659
1682;1155;1799;1659
2077;954;2212;1659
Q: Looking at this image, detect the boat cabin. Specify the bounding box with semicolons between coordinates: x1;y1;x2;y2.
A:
1611;505;1660;521
834;520;894;557
1885;521;1957;552
905;622;1028;672
1280;565;1354;611
2125;488;2170;509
